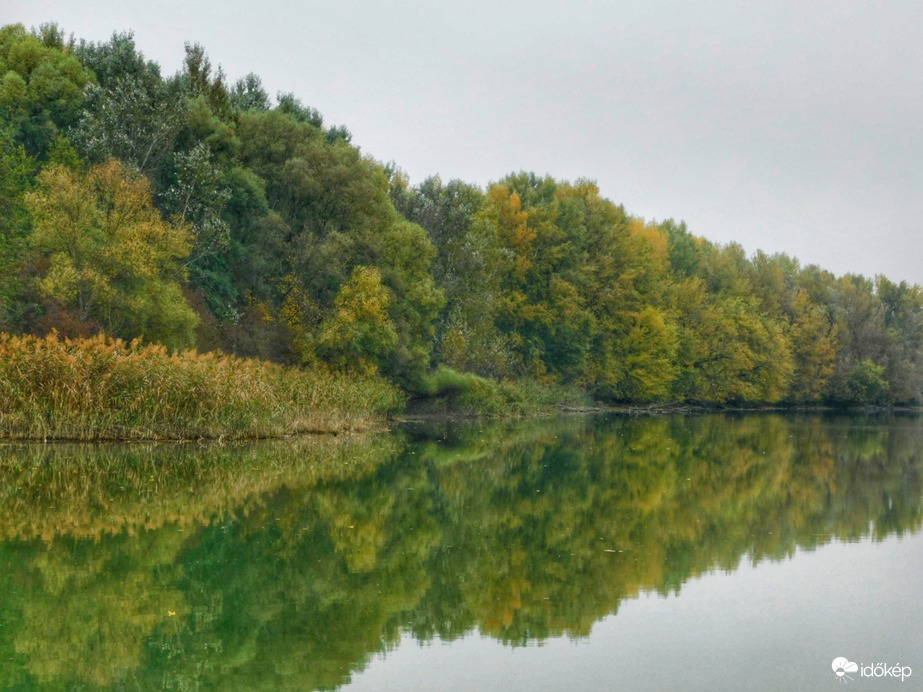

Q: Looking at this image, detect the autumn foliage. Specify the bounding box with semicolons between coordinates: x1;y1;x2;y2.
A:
26;160;198;348
1;21;922;430
0;332;403;439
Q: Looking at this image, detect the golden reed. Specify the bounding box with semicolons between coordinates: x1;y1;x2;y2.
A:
0;332;403;440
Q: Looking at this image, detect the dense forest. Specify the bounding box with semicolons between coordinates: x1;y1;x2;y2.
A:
1;22;921;408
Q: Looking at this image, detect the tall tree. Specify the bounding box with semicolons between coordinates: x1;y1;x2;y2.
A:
876;276;923;404
0;124;34;329
0;23;92;158
25;160;198;348
235;108;443;380
72;32;182;177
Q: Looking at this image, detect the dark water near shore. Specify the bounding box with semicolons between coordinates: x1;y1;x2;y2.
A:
0;413;920;690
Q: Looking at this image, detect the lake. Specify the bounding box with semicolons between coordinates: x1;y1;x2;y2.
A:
0;413;920;690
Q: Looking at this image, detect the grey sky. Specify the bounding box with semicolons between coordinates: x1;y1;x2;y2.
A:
6;0;923;285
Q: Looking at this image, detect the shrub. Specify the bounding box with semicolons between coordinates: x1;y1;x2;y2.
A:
411;366;590;416
846;359;891;406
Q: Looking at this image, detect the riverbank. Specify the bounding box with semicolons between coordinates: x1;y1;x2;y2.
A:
399;397;919;423
0;332;403;440
2;333;915;441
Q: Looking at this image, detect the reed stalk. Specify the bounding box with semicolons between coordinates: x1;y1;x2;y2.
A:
0;332;404;440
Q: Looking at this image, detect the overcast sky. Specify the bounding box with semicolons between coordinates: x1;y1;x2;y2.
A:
6;0;923;285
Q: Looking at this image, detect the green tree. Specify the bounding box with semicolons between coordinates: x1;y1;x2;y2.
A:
235;108;442;379
177;42;230;118
229;72;270;113
379;219;445;382
72;31;180;176
826;274;888;403
25;160;198;347
0;125;34;329
389;174;490;368
845;359;890;405
0;23;92;158
876;276;923;404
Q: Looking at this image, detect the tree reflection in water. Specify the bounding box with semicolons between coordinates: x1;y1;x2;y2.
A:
0;414;919;690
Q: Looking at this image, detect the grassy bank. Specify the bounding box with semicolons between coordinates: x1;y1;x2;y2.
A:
407;366;592;417
0;333;404;440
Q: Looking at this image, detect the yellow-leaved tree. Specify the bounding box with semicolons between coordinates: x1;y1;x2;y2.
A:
318;265;398;374
25;160;198;348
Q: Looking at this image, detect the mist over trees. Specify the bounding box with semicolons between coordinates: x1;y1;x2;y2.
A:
2;22;921;406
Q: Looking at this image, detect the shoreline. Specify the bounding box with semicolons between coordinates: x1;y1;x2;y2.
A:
4;395;918;443
5;400;919;443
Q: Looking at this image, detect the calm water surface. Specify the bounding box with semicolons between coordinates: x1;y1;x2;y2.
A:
0;413;920;690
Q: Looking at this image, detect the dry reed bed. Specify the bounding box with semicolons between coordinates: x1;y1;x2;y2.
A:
0;332;404;440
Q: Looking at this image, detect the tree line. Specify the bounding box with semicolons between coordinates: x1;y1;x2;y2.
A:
1;23;921;406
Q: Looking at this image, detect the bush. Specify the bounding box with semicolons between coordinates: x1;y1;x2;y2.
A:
411;366;590;416
846;359;891;406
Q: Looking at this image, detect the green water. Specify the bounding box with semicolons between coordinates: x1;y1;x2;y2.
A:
0;413;920;690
